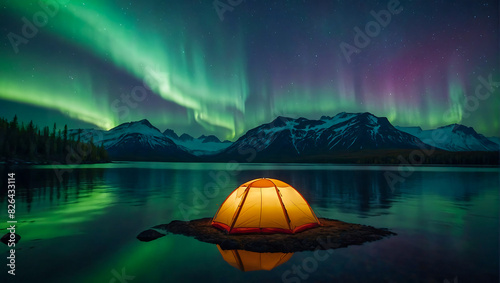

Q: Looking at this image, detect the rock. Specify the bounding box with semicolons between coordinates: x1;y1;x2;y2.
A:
1;233;21;245
136;229;165;242
138;218;396;253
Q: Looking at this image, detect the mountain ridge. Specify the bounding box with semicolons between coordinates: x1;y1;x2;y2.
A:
396;124;498;151
218;112;432;162
68;113;499;163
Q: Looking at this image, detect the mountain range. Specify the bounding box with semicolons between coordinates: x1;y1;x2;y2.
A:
162;129;231;156
396;124;499;151
69;119;191;161
69;112;499;164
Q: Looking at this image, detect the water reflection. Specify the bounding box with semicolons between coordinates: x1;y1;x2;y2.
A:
255;168;496;218
0;166;113;241
0;167;106;210
2;163;496;220
217;245;293;272
0;163;497;282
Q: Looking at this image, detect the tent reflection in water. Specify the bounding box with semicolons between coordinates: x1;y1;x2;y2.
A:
212;178;320;234
217;245;293;272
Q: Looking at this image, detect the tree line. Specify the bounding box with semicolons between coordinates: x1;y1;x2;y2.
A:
0;115;109;164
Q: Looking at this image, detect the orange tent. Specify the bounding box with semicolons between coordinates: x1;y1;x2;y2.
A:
212;178;320;234
217;245;293;271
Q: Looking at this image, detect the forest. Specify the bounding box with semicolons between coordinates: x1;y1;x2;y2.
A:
0;115;109;164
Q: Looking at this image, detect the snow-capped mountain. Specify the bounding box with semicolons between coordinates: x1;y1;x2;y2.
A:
488;136;500;147
162;130;231;156
198;135;221;143
69;120;193;161
68;114;498;163
219;112;430;161
178;133;194;142
163;129;179;140
396;124;499;151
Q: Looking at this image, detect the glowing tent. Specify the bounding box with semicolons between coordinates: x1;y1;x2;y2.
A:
212;178;320;234
217;245;293;271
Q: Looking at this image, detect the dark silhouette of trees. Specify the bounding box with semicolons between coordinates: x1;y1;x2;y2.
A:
0;115;109;164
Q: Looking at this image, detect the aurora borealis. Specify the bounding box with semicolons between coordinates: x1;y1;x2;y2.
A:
0;0;498;139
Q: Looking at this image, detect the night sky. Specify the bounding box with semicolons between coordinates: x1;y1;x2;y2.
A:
1;0;498;140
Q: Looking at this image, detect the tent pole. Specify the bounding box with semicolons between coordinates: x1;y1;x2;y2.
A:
233;250;245;271
228;184;253;232
273;183;292;231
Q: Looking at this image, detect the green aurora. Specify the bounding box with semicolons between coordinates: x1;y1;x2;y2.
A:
0;1;498;139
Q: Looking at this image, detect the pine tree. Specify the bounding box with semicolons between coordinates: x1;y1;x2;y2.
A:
63;124;68;145
0;116;109;163
10;115;18;130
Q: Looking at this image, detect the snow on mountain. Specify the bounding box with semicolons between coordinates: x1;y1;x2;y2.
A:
394;126;423;137
222;112;429;159
396;124;499;151
179;133;194;141
67;116;498;162
198;135;221;143
174;139;231;156
163;129;179;140
488;136;500;146
69;120;192;161
71;119;164;148
162;130;231;156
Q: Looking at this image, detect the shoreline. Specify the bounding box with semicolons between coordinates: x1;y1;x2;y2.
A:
3;159;497;168
0;159;112;166
137;217;396;253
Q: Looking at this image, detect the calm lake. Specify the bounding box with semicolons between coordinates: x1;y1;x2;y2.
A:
1;162;499;283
